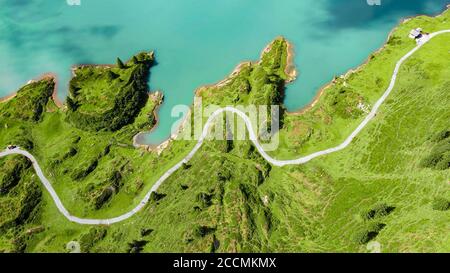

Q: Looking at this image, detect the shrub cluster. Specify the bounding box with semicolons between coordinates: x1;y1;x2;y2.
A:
0;157;31;195
196;192;214;208
79;227;107;253
361;203;395;220
149;191;167;203
355;203;394;245
93;171;125;210
354;222;386;245
194;226;216;238
71;159;98;181
0;158;42;233
421;130;450;170
94;187;114;210
127;240;148;253
432;197;450;211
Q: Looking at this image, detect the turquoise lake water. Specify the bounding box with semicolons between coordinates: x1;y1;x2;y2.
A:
0;0;448;144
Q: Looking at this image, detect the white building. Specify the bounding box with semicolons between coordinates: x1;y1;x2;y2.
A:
409;28;430;45
409;28;423;39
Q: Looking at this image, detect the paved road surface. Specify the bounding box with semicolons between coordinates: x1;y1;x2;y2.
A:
1;30;448;225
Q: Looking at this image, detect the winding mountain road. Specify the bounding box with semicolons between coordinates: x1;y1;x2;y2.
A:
1;30;449;225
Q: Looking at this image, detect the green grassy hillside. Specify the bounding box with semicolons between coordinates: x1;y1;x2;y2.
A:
275;12;450;159
0;78;54;123
66;52;154;131
0;155;42;252
0;10;448;253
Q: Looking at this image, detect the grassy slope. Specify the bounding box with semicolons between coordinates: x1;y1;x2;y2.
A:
312;33;450;252
0;155;42;252
0;52;177;252
66;52;154;131
198;38;290;108
274;12;450;159
0;11;448;253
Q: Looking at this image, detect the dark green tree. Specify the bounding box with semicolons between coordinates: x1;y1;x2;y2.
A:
116;57;125;69
66;96;77;111
107;70;118;80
